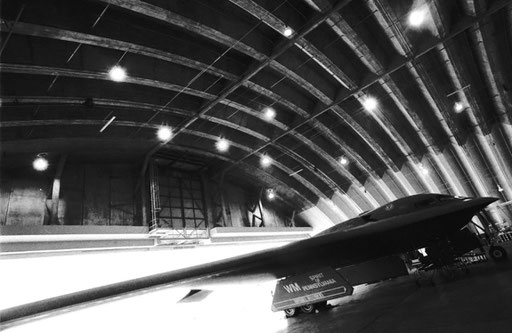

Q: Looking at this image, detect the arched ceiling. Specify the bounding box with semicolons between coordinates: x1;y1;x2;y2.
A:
1;0;512;222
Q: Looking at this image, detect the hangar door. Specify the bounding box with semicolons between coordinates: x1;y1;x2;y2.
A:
150;166;208;238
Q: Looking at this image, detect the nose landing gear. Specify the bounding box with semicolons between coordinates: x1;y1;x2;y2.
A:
284;301;330;318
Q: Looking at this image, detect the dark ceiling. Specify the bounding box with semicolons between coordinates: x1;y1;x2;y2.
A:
1;0;512;221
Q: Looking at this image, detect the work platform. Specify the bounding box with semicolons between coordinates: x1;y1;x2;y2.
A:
0;225;311;253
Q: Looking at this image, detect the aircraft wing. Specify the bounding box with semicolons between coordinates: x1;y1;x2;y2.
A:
1;225;396;325
0;195;496;325
0;239;316;325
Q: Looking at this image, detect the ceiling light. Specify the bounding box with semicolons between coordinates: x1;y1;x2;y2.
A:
283;27;293;37
339;156;348;165
33;156;49;171
362;97;378;111
498;185;504;192
216;138;229;152
263;107;276;121
420;166;429;175
267;189;275;200
408;8;427;28
108;66;127;82
260;155;272;168
454;102;464;112
157;126;172;141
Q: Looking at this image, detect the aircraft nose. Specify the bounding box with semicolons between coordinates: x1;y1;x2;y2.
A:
472;197;499;208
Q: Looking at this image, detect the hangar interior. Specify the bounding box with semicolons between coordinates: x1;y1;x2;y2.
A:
1;0;512;332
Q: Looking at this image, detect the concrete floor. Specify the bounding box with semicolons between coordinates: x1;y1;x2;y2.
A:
283;261;512;333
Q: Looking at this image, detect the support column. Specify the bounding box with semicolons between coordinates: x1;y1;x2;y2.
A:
140;170;147;226
50;154;67;225
219;171;228;227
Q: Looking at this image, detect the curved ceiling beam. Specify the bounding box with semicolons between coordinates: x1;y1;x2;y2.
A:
180;130;331;202
228;0;459;198
246;83;399;202
1;95;359;214
0;119;326;204
368;0;509;223
0;21;236;81
456;1;512;198
0;110;328;201
304;0;464;196
4;0;508;214
2;95;369;215
96;0;396;209
366;0;487;195
0;63;371;214
0;18;400;206
1;136;315;210
436;40;512;200
230;0;410;201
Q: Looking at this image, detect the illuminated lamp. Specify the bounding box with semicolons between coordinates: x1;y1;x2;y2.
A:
108;66;127;82
362;97;378;111
157;126;172;141
260;155;272;168
263;107;276;121
454;102;464;112
33;155;49;171
408;8;427;28
216;138;229;152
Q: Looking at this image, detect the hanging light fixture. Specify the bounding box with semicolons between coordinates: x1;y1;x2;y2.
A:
157;126;172;141
362;97;378;111
454;102;464;112
263;107;276;121
408;8;427;28
108;65;127;82
260;155;272;167
216;138;229;152
33;154;49;171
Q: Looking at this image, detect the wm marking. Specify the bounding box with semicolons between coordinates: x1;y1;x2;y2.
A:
283;283;302;293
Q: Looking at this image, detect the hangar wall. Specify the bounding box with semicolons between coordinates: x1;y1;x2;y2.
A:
0;162;139;226
0;159;294;229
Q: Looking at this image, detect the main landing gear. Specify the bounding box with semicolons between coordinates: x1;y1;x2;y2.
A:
488;245;508;262
284;301;329;318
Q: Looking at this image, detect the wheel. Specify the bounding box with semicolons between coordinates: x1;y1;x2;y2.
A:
284;307;298;318
300;304;316;314
489;246;508;262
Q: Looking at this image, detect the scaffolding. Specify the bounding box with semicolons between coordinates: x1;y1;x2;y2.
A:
149;163;209;241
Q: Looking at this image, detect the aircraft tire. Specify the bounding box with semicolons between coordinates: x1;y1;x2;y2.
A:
300;304;316;314
489;246;508;262
284;307;298;318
